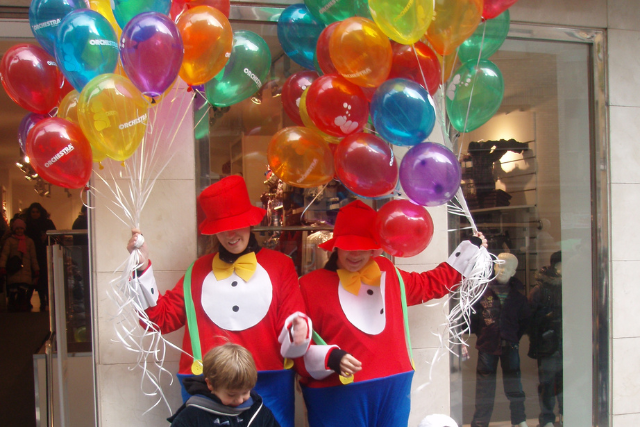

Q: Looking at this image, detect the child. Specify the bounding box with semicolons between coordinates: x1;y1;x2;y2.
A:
169;343;281;427
127;175;310;427
298;200;486;427
419;414;458;427
0;218;39;312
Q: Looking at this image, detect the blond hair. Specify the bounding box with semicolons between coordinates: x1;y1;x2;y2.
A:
203;343;258;391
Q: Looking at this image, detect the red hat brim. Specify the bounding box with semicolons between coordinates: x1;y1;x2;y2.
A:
319;234;381;252
199;205;266;235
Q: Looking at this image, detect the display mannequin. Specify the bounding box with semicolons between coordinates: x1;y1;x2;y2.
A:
470;253;531;427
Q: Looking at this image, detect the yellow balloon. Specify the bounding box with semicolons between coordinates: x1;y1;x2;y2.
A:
88;0;122;40
369;0;434;45
299;89;341;144
58;90;80;124
77;74;149;162
267;127;335;189
426;0;483;55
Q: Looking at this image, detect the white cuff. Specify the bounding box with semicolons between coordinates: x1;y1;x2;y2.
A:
447;240;481;277
278;312;312;359
303;345;339;380
132;265;158;310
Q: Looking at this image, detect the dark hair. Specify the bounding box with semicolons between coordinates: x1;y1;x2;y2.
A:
550;251;561;268
26;202;49;219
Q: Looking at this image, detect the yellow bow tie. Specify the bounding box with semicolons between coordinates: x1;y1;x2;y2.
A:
212;252;257;282
337;261;381;296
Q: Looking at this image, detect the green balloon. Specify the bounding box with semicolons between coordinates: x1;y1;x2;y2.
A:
205;31;272;108
112;0;171;30
445;59;504;133
304;0;371;25
458;10;510;63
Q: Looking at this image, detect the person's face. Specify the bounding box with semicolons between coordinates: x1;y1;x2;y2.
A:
336;249;376;272
210;386;251;407
30;209;41;219
13;226;25;236
216;227;251;254
554;262;562;276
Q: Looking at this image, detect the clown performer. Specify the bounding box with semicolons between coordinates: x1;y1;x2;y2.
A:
126;175;311;427
298;200;487;427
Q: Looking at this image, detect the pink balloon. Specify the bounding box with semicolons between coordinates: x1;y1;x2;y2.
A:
482;0;519;19
334;133;398;198
373;199;434;258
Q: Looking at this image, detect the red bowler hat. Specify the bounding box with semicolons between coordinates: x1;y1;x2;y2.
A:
198;175;266;235
319;200;381;251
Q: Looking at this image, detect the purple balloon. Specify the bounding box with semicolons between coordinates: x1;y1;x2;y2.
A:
399;142;461;207
120;12;183;99
18;112;48;153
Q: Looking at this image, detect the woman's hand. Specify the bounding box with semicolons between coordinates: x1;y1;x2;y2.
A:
127;229;149;270
291;316;308;345
474;231;488;248
339;354;362;377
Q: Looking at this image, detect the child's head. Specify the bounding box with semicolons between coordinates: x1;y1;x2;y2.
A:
203;343;257;407
319;200;382;272
418;414;458;427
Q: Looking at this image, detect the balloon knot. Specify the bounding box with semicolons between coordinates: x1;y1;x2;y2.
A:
98;162;104;170
187;86;194;92
121;161;125;167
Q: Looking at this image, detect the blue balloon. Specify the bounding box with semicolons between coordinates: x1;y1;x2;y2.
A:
277;4;325;70
371;78;436;147
28;0;86;56
55;9;119;91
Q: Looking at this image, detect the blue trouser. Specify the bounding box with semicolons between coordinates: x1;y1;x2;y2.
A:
471;344;527;427
537;352;563;426
178;369;295;427
302;371;414;427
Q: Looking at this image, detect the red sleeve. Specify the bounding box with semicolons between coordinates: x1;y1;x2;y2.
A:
395;261;462;306
144;275;187;335
269;251;307;332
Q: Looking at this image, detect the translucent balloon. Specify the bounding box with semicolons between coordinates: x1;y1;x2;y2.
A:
373;199;434;257
58;77;74;102
329;17;392;88
306;74;369;137
277;4;325;70
88;0;122;39
55;9;119;91
267;127;335;188
18;113;48;153
304;0;368;24
458;10;510;63
369;0;434;45
77;74;149;161
388;42;441;95
0;44;63;114
177;5;233;86
282;70;319;125
112;0;171;29
425;0;483;55
334;132;398;198
57;89;79;123
299;89;341;144
26;117;93;189
170;0;230;21
28;0;86;56
205;30;271;107
399;142;461;207
483;0;519;19
315;22;339;75
445;59;504;132
371;78;436;147
120;12;183;99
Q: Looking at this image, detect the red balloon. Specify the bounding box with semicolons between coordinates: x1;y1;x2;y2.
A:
0;44;62;114
373;199;434;258
388;41;441;95
170;0;230;21
58;77;75;103
482;0;518;19
315;22;339;75
334;133;398;198
306;74;369;137
26;118;93;189
282;70;319;125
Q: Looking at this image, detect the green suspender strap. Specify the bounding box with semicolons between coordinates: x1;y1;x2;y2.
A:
183;262;204;375
395;267;415;370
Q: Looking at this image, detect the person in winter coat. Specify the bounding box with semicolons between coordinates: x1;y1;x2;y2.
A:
169;343;280;427
528;251;563;427
23;202;56;310
297;200;487;427
0;218;39;311
469;253;531;427
127;175;310;427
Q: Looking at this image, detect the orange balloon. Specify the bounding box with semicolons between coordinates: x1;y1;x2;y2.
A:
177;5;233;86
436;51;462;83
329;17;392;88
267;127;335;188
426;0;483;55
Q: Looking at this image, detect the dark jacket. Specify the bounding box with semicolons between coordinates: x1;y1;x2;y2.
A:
470;277;531;355
168;376;280;427
527;266;562;359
